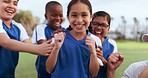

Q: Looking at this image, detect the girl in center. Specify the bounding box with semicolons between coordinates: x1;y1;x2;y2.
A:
46;0;100;78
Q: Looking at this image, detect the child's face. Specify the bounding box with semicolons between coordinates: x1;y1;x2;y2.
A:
67;2;92;33
91;16;110;40
0;0;18;20
45;5;64;29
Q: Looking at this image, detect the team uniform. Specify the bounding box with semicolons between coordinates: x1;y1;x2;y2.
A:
0;20;29;78
50;30;101;78
121;60;148;78
32;24;65;78
97;37;117;78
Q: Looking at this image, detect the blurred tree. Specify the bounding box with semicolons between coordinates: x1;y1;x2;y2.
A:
133;17;139;40
121;16;126;39
145;17;148;34
13;10;40;36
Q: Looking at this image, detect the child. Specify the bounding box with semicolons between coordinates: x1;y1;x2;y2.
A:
121;60;148;78
31;1;64;78
122;35;148;78
89;11;124;78
0;0;51;77
46;0;101;78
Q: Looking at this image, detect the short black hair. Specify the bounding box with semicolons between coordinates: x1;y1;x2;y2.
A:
45;1;62;13
92;11;111;25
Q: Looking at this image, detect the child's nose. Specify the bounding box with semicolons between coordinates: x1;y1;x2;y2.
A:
76;16;83;22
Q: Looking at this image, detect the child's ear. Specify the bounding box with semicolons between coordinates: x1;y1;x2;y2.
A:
90;15;93;21
44;14;47;19
108;26;110;30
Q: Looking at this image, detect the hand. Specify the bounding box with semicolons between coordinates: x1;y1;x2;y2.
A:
107;52;124;71
85;36;96;54
37;39;54;56
96;46;103;59
54;32;65;50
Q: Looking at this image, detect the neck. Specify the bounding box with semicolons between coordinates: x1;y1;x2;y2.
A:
1;19;12;28
69;30;87;40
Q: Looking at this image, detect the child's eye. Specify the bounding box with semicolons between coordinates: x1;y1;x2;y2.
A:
13;1;18;6
3;0;9;3
82;13;88;17
60;14;63;17
51;14;57;17
71;14;77;17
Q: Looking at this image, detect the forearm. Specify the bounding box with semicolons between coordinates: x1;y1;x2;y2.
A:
46;47;60;74
107;68;115;78
89;53;100;77
102;58;107;69
3;39;41;54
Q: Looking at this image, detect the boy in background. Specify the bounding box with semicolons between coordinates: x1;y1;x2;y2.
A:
32;1;64;78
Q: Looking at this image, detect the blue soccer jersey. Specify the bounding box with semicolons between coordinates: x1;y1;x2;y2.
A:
0;20;29;77
32;24;65;78
97;37;117;78
50;30;101;78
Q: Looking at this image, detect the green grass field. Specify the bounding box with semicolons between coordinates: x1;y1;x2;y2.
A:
15;41;148;78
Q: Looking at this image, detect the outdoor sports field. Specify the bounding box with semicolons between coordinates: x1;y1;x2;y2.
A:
15;40;148;78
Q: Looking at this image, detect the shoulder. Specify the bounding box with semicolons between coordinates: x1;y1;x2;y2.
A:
126;60;148;73
35;24;47;29
12;20;23;27
108;38;116;44
12;20;26;31
0;20;6;33
89;33;102;46
108;38;117;46
130;60;148;67
122;60;148;78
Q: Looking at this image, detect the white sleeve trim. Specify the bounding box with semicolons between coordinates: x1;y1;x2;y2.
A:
32;24;46;43
108;38;118;53
12;20;29;41
0;19;6;33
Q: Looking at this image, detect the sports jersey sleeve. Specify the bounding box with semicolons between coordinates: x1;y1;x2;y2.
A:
0;19;6;33
90;33;102;47
108;39;118;53
19;23;29;41
121;60;148;78
32;27;37;43
32;24;46;43
12;20;29;41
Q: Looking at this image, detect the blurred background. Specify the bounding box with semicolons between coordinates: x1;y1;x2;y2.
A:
14;0;148;78
14;0;148;40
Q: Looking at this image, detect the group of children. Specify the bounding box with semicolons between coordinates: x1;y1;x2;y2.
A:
0;0;125;78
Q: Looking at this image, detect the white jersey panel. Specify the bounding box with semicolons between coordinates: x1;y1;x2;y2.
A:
32;24;47;43
108;39;118;53
12;20;29;41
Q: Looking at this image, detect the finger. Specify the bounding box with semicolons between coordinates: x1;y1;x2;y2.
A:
119;54;124;62
97;46;103;51
43;53;50;56
46;39;52;44
108;54;119;63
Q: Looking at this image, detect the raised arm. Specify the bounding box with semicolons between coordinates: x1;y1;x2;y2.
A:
107;52;124;78
46;32;65;74
86;36;100;77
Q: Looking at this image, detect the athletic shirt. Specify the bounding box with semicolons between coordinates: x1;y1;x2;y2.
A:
32;24;65;77
50;30;101;78
0;20;29;77
121;60;148;78
97;37;117;78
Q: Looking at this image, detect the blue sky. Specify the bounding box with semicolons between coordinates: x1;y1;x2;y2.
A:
18;0;148;28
